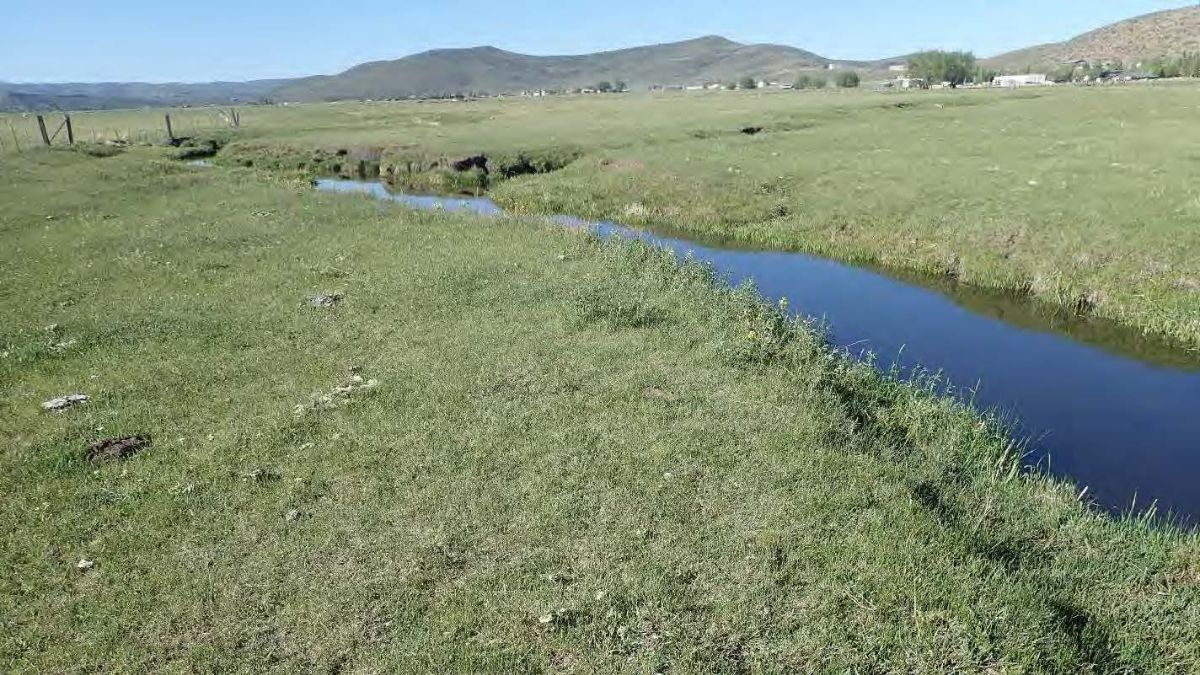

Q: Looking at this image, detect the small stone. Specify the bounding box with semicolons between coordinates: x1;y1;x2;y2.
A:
285;509;301;521
41;394;89;412
76;559;95;572
306;292;343;308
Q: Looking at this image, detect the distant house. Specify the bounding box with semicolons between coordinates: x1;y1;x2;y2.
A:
894;77;926;90
888;64;908;72
993;74;1050;88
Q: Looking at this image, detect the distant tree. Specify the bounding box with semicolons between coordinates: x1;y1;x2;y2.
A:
835;71;861;88
972;66;997;84
614;80;627;92
793;74;826;90
1047;65;1076;83
1147;53;1200;78
739;76;758;90
1181;53;1200;78
596;81;613;93
907;50;977;87
724;81;738;90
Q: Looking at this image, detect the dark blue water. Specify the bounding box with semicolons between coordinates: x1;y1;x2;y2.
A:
316;178;1200;522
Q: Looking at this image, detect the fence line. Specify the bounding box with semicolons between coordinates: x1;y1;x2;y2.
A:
0;107;244;155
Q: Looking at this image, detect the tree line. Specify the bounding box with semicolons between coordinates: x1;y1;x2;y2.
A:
720;70;861;91
905;51;996;86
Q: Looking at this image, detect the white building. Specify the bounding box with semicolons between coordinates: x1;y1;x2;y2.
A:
993;74;1050;88
888;64;908;72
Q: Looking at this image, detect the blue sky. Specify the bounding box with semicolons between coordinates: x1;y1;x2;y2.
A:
2;1;1191;82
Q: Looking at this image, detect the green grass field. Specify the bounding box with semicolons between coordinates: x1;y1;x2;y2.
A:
1;145;1198;672
13;85;1192;345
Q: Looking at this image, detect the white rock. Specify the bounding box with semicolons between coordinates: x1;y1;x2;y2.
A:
41;394;89;411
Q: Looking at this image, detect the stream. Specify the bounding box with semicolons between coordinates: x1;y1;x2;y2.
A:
316;178;1200;522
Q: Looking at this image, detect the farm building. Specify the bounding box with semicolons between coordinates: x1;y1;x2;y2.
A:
993;73;1050;87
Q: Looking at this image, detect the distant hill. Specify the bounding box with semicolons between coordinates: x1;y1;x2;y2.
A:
0;80;290;112
271;37;862;101
986;6;1200;70
8;6;1200;112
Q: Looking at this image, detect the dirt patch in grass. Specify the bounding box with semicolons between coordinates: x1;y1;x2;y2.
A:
641;386;680;402
87;436;150;462
599;157;646;171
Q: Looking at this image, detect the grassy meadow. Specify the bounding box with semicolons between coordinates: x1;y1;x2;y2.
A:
1;140;1199;671
11;84;1193;344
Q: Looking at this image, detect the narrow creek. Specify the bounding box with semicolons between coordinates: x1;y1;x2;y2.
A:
316;178;1200;523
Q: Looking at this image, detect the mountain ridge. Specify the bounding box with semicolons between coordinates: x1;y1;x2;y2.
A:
270;36;848;102
986;6;1200;70
4;5;1200;111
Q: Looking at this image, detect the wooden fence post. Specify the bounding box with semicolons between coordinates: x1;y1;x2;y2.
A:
36;115;50;146
164;114;175;143
64;114;74;145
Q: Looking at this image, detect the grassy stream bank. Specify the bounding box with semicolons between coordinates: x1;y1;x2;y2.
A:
179;87;1200;349
0;148;1197;672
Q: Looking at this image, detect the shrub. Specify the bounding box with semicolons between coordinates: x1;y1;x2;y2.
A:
794;74;827;90
835;71;861;88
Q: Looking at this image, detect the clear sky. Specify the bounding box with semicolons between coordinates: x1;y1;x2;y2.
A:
1;0;1191;83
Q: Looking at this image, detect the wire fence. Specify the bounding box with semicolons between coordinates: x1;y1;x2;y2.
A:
0;107;242;154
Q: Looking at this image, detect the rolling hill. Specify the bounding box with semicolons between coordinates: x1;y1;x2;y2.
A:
271;37;860;101
986;5;1200;70
6;5;1200;111
0;80;291;112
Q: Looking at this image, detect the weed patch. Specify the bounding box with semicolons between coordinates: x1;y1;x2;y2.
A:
573;280;668;329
